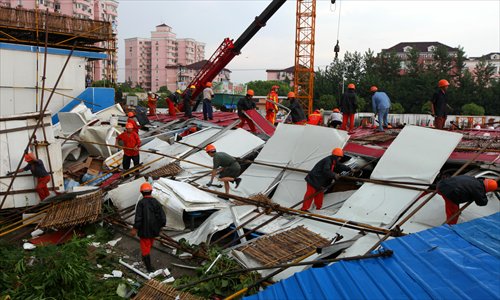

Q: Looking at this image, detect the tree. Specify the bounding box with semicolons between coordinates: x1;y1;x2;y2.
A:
391;102;405;114
246;80;291;96
452;46;467;80
430;45;453;77
421;101;432;114
157;86;171;94
474;60;496;88
315;94;336;110
462;103;485;115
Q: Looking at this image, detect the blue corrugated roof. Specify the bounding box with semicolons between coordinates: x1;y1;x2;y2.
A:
246;213;500;300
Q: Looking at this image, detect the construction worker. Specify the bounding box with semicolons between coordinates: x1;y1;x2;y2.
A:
437;176;498;225
166;89;181;117
116;123;141;171
287;92;307;125
300;148;351;211
130;182;166;273
327;108;343;128
206;144;242;194
265;85;279;125
202;82;215;120
183;85;196;118
237;89;257;133
147;92;158;116
370;86;392;132
431;79;449;129
7;152;51;201
307;109;323;125
127;112;140;133
340;83;358;132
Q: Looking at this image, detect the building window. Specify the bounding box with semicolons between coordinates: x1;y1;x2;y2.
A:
129;47;132;52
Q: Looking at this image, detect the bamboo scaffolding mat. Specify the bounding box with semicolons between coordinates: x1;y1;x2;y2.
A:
145;163;183;178
39;190;102;229
133;279;203;300
237;226;330;266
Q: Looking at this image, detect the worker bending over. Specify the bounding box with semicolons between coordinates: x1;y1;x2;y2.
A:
116;123;141;171
437;175;497;225
327;108;343;128
8;152;51;201
206;144;242;194
370;86;392;132
266;85;279;125
147;92;158;116
301;148;351;211
167;89;181;117
287;92;307;125
308;109;322;125
237;89;257;133
340;83;358;132
131;182;166;272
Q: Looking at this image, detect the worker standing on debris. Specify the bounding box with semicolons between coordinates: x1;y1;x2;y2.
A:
183;85;196;118
437;176;497;225
431;79;449;129
286;92;307;125
202;82;215;120
167;89;181;117
327;108;343;128
206;144;242;195
147;92;158;116
307;109;323;125
7;152;51;201
266;85;279;125
340;83;358;132
300;148;351;211
127;112;140;133
116;123;141;171
131;182;166;273
237;89;257;133
370;86;392;132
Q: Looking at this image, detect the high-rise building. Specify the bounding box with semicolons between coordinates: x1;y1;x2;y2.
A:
0;0;118;83
125;24;210;92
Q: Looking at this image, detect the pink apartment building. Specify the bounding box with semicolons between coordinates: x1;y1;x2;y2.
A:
0;0;118;83
126;24;227;92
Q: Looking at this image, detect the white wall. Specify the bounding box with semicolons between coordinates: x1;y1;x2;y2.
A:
0;47;87;116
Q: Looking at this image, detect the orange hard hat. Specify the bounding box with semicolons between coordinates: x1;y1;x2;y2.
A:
287;92;295;98
438;79;449;88
272;85;279;90
128;112;135;117
125;123;134;129
484;179;498;193
370;86;378;92
314;109;320;114
206;82;212;87
332;148;344;157
347;83;355;90
247;89;254;96
190;85;196;89
189;126;197;133
205;144;216;153
140;182;153;193
24;152;36;162
333;108;340;113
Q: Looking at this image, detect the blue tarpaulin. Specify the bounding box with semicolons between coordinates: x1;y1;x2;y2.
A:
246;213;500;300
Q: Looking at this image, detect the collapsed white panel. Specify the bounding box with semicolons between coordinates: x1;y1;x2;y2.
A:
152;181;187;230
138;138;175;173
58;111;88;135
79;125;118;157
157;178;219;204
107;177;146;211
95;104;125;122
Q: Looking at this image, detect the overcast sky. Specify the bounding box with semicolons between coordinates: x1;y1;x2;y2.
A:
116;0;500;84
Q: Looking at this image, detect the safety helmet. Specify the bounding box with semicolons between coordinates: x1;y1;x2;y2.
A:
140;182;153;193
347;83;355;90
314;109;320;114
272;85;279;90
287;92;295;98
24;152;36;162
332;147;344;157
190;85;196;89
176;89;181;94
127;112;135;118
206;82;212;87
148;91;152;94
125;123;134;129
189;126;197;133
484;179;498;193
333;108;340;113
370;86;378;92
205;144;216;153
438;79;449;88
247;89;254;96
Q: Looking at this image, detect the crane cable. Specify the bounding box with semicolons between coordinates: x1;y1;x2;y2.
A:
331;0;342;60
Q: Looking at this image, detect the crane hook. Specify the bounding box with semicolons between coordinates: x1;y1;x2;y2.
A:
334;40;340;60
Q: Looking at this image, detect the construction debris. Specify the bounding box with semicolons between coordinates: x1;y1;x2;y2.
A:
133;279;203;300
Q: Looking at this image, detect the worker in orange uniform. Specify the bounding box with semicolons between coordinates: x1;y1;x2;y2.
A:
307;109;323;125
437;176;497;225
147;92;158;116
300;148;351;211
116;123;141;171
286;92;307;125
7;152;51;201
127;112;140;133
340;83;358;132
131;182;166;272
266;85;279;125
166;89;181;117
237;89;257;133
431;79;449;129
